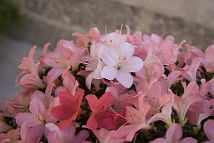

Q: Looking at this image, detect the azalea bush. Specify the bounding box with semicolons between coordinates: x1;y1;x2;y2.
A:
0;26;214;143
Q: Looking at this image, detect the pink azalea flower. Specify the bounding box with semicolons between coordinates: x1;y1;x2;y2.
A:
101;32;127;49
38;42;50;63
18;63;45;89
51;88;84;129
178;45;204;66
151;124;197;143
148;102;173;127
5;91;31;116
0;116;12;133
181;57;202;81
15;91;56;142
0;128;20;143
18;46;36;72
44;40;84;84
208;78;214;97
187;99;211;126
45;122;89;143
19;124;44;143
119;96;151;141
203;120;214;143
55;70;79;96
72;27;101;48
126;25;147;59
172;81;204;125
86;127;127;143
83;42;104;89
85;92;116;130
100;42;143;88
142;34;184;65
204;45;214;72
137;52;164;86
141;81;173;115
16;91;47;128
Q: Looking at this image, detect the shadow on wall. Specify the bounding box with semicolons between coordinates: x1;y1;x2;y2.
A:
0;0;25;34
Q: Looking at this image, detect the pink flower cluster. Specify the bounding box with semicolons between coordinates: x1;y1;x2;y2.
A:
0;26;214;143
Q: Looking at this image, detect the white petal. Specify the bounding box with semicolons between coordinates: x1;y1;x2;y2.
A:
121;56;144;72
86;72;95;89
101;66;117;80
116;71;133;88
118;42;135;59
100;47;118;67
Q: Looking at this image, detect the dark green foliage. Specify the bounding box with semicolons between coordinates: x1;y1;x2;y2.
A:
0;0;25;32
39;67;51;79
133;121;167;143
182;121;208;142
200;66;214;81
75;75;107;98
40;135;48;143
4;116;17;129
170;80;184;96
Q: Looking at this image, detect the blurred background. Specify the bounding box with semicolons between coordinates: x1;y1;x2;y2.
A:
0;0;214;100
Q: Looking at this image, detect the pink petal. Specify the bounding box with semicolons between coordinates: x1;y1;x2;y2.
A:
118;42;135;59
46;68;63;84
166;124;182;141
180;137;197;143
25;126;44;143
121;56;144;72
16;113;41;127
18;46;36;71
45;123;63;143
29;92;46;118
100;47;118;67
205;45;214;72
0;122;11;133
20;123;30;141
204;120;214;141
151;138;167;143
61;122;76;143
116;71;133;88
89;27;101;40
126;106;142;124
101;66;117;80
73;130;89;143
167;71;181;87
86;72;95;89
86;115;98;129
85;94;99;112
62;71;79;95
39;42;50;62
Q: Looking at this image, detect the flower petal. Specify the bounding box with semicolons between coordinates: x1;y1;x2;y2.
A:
204;120;214;141
118;42;135;59
116;71;133;88
86;72;95;89
25;125;44;143
180;137;197;143
16;113;41;127
101;66;117;80
151;138;167;143
100;47;118;67
45;123;62;143
121;56;143;72
166;124;182;141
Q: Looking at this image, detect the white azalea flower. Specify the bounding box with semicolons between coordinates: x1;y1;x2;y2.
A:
85;42;105;89
100;42;144;88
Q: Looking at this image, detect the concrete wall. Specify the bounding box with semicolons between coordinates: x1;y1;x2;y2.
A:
113;0;214;29
7;0;214;49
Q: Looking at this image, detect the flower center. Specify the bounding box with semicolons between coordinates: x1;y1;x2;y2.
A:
116;56;127;70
